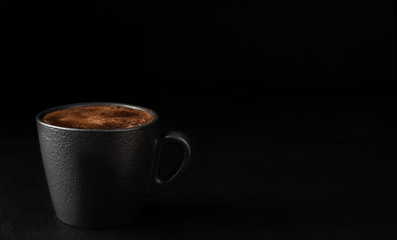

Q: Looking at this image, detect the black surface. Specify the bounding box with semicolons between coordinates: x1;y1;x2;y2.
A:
1;0;396;238
1;79;396;239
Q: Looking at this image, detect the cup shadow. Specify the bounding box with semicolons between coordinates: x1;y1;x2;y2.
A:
114;197;298;239
139;198;293;227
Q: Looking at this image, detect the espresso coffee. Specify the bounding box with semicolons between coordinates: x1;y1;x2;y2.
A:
37;103;191;228
43;105;154;129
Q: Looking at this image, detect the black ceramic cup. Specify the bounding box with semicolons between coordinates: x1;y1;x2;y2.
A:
36;102;191;228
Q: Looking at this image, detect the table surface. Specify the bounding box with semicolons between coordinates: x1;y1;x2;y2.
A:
1;88;396;240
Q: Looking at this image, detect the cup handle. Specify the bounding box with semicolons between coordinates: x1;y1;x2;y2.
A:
147;131;191;196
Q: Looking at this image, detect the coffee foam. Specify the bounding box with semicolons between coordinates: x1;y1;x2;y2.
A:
43;105;154;129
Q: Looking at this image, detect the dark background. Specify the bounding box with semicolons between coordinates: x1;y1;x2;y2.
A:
0;0;395;112
0;0;396;239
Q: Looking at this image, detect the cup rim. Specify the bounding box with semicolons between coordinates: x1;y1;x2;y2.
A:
36;102;159;132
